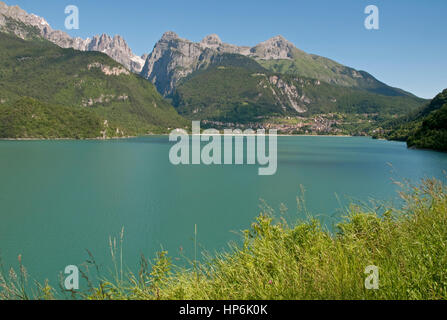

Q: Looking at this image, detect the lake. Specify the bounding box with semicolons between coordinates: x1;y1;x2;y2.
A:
0;136;446;287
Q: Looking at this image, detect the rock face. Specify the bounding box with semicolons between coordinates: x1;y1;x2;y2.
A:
249;35;296;60
87;62;130;76
0;1;145;73
268;75;307;113
141;31;298;96
141;32;219;96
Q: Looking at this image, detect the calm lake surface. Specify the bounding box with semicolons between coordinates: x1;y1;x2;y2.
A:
0;136;446;286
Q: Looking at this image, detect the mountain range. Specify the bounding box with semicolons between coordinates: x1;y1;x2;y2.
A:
0;1;434;140
0;1;146;72
0;31;186;138
141;31;414;99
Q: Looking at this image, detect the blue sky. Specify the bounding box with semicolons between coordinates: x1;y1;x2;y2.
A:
3;0;446;98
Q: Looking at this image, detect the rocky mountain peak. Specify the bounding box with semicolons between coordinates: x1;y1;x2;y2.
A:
141;31;300;96
250;35;296;60
0;1;145;73
0;2;22;15
200;34;222;48
161;31;179;41
266;35;289;44
0;1;49;30
88;34;131;53
30;13;49;26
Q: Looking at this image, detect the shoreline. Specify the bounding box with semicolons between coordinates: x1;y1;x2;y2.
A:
0;133;364;141
0;135;139;142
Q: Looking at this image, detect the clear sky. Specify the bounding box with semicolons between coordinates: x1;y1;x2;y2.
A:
3;0;446;98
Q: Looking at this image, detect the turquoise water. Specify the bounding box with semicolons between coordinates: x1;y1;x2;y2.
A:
0;136;446;287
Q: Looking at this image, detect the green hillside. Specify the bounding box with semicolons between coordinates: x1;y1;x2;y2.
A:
0;32;187;138
172;66;286;123
407;103;447;151
0;97;103;139
406;90;447;151
377;89;447;151
258;48;414;97
172;53;425;123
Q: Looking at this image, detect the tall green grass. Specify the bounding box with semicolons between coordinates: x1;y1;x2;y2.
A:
1;178;446;300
